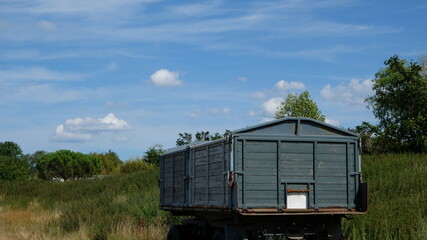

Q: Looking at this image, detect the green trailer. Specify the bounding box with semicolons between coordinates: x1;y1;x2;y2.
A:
160;117;368;240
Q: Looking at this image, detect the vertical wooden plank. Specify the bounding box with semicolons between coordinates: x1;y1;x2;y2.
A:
277;140;281;208
191;148;195;206
172;154;175;204
224;142;226;208
206;146;210;205
242;139;246;207
346;142;350;208
313;141;317;209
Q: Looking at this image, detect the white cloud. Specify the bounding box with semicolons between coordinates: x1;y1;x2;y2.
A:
37;20;56;31
149;69;182;87
251;91;266;99
325;118;340;127
65;113;132;131
275;80;305;91
52;113;132;142
262;97;283;116
321;79;373;104
52;125;92;142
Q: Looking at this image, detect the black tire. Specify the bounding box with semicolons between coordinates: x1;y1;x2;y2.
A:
212;229;225;240
167;225;184;240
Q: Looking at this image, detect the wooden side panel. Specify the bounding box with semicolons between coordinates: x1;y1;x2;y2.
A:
162;155;173;205
235;138;359;211
192;141;229;208
173;152;185;204
316;143;348;208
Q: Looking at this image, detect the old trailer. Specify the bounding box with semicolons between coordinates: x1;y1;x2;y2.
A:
160;117;368;240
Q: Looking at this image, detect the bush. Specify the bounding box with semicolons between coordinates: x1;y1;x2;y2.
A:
120;159;155;174
0;155;30;181
37;150;101;181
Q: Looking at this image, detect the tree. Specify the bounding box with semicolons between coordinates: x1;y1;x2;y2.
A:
0;156;30;181
176;132;192;146
176;130;231;146
349;122;380;154
0;141;23;158
366;55;427;153
275;91;326;121
143;144;164;165
0;141;30;181
91;150;122;175
195;131;210;141
37;150;100;181
24;150;47;177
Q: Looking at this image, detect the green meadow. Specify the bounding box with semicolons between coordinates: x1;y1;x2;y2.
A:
0;154;426;240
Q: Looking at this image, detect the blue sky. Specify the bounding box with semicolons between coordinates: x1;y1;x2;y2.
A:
1;0;426;160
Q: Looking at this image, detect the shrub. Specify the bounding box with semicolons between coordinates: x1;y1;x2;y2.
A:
37;150;100;181
120;159;155;174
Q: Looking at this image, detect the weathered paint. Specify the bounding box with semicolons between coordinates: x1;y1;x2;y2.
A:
159;117;366;215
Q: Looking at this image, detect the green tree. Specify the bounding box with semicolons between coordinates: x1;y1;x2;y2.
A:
37;150;101;181
143;144;164;165
0;141;30;181
349;122;380;154
176;130;230;146
24;150;47;177
195;131;210;141
366;55;427;153
0;156;30;181
0;141;23;158
91;150;122;175
176;132;192;146
275;91;326;121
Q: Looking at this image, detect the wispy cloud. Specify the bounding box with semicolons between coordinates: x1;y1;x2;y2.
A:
275;80;305;91
0;0;399;58
321;79;373;105
0;67;83;81
52;113;132;142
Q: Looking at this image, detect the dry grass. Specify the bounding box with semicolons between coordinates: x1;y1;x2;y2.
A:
0;199;167;240
109;219;167;240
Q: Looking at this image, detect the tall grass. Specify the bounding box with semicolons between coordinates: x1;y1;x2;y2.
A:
0;167;178;240
343;153;427;240
1;154;426;239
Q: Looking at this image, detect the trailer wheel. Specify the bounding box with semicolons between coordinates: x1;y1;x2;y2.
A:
167;225;190;240
212;229;225;240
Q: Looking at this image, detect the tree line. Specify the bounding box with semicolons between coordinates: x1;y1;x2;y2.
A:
0;142;163;182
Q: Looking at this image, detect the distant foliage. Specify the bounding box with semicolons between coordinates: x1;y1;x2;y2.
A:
37;150;101;181
91;150;122;175
0;155;30;181
143;144;164;165
366;55;427;153
176;132;192;146
120;159;155;174
176;130;231;146
349;122;380;154
0;141;30;181
275;91;326;121
0;141;23;158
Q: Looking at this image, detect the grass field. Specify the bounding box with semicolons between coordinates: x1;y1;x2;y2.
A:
343;153;427;240
0;166;178;240
0;154;426;240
